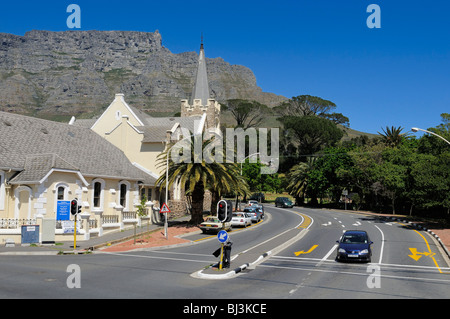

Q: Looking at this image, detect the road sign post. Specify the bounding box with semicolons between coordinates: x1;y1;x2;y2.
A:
217;230;228;270
160;203;171;239
70;199;80;249
219;243;224;270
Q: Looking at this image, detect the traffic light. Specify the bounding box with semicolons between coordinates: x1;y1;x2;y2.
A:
218;200;227;222
217;200;233;222
71;199;78;215
225;200;233;222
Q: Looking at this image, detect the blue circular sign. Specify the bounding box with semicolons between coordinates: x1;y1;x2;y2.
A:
217;230;228;243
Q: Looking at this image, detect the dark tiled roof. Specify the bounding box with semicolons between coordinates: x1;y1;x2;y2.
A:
0;112;156;185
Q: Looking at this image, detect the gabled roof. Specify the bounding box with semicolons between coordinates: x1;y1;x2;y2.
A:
9;153;87;185
76;93;205;143
137;116;203;143
0;112;157;185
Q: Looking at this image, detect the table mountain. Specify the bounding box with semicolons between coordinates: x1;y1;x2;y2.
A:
0;30;286;119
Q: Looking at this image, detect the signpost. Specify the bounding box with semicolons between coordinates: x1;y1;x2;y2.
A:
218;230;228;243
216;200;233;269
160;203;171;239
217;230;229;270
57;201;71;221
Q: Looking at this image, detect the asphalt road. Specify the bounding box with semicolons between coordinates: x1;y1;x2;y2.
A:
0;205;449;300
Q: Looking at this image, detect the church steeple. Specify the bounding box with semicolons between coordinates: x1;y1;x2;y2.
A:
191;36;210;106
181;38;220;130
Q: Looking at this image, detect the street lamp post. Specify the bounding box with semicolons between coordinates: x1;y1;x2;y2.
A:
411;127;450;145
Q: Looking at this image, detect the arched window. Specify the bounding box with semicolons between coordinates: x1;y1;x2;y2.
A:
118;181;130;210
91;179;105;211
57;186;65;201
14;186;32;219
93;182;102;207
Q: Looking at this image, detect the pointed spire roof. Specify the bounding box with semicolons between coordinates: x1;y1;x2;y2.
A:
191;38;210;105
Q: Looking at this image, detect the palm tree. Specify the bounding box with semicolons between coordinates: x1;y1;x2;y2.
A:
378;126;410;147
286;157;316;205
156;136;249;225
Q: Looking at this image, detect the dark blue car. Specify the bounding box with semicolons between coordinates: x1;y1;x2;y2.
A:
336;230;373;262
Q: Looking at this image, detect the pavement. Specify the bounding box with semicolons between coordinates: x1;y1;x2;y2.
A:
0;215;191;256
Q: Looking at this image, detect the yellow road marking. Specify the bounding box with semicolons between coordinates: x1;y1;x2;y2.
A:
295;244;318;256
412;229;443;273
397;220;443;273
408;247;435;261
295;212;313;229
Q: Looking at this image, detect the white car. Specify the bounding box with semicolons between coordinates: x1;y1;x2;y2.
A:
247;200;259;206
231;212;252;228
199;216;232;233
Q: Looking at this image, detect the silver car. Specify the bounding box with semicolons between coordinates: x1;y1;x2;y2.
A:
231;212;252;228
243;207;261;223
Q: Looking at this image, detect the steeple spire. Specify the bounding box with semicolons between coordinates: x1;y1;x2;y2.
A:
191;36;210;106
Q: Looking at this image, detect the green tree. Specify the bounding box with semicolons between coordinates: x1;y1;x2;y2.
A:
279;115;344;157
338;143;385;210
156;136;249;225
222;99;271;129
378;126;410;147
275;95;337;117
418;113;450;156
286;157;316;205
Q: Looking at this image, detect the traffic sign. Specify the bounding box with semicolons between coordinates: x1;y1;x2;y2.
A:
160;203;171;214
217;230;228;243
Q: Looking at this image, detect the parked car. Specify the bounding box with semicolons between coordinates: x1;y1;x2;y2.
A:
199;216;232;234
231;212;252;228
243;207;262;223
336;230;373;262
275;197;294;208
247;200;259;207
254;204;265;219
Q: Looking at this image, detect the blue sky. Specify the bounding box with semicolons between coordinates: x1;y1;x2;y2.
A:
1;0;449;134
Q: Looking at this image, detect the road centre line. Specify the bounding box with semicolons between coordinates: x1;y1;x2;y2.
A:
239;226;301;255
100;251;215;264
373;224;385;265
259;263;450;285
320;244;338;264
268;205;313;230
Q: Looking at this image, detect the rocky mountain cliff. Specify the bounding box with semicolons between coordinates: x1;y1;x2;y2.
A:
0;30;287;119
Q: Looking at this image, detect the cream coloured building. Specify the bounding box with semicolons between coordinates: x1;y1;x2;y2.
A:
73;40;221;216
0;41;221;244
